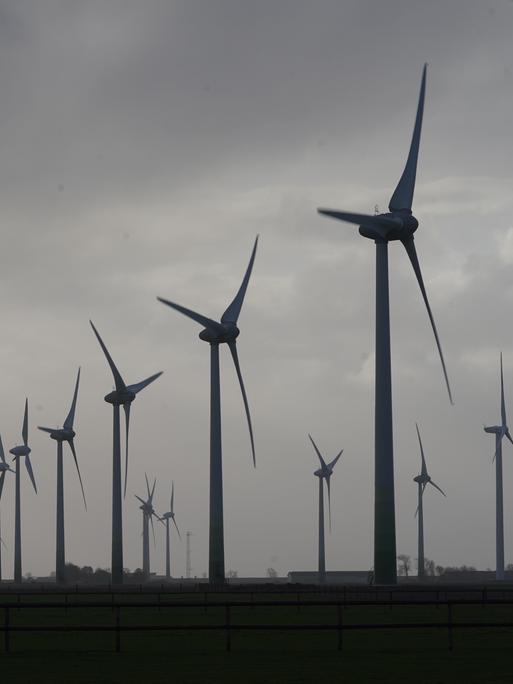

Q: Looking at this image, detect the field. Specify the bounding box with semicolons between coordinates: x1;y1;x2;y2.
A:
1;585;513;683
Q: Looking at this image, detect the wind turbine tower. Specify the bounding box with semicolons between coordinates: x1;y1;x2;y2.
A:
158;237;258;583
135;475;158;580
318;65;452;584
160;482;181;580
308;435;343;584
484;353;513;581
413;424;446;578
186;531;192;579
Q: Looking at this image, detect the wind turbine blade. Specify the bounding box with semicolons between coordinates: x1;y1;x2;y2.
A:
505;429;513;447
22;399;28;446
0;435;4;463
172;516;182;540
327;449;343;470
135;494;146;506
25;455;37;494
308;434;328;470
317;209;399;237
388;63;427;212
500;353;507;428
150;514;156;547
156;298;224;334
68;440;87;510
228;341;256;467
145;473;151;500
0;472;5;500
429;480;446;497
221;235;259;324
150;478;156;504
402;238;453;404
170;481;174;513
64;367;81;430
123;402;130;498
37;427;56;435
89;321;126;392
126;372;163;395
415;423;428;476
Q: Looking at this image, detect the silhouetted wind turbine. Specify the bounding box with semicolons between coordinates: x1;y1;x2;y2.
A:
309;434;343;584
160;481;181;580
157;236;258;583
0;435;15;501
9;400;37;583
135;474;158;580
317;65;452;584
90;321;162;585
484;353;513;581
38;368;86;584
413;424;445;579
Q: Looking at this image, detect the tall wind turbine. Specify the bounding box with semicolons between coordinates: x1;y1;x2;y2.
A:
90;321;162;585
157;236;258;583
308;435;343;584
135;474;158;580
317;65;452;584
9;400;37;583
413;424;446;579
160;481;181;580
38;368;86;584
484;353;513;581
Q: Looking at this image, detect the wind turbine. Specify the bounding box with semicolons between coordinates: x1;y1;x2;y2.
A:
157;236;258;583
160;481;181;580
135;474;158;580
9;400;37;583
0;435;15;501
317;64;452;584
309;435;343;584
38;368;86;584
484;353;513;581
413;424;446;579
90;321;162;585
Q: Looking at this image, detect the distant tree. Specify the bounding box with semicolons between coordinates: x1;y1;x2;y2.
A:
266;567;278;579
424;558;436;576
506;564;513;571
227;569;238;579
397;554;411;577
435;565;444;576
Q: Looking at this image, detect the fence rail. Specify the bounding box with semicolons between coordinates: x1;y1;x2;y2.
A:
1;596;513;653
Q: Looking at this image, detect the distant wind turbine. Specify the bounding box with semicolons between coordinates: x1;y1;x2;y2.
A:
90;321;162;585
484;353;513;581
38;368;86;584
413;424;446;579
318;65;452;584
160;481;181;580
135;474;159;580
0;435;15;501
308;434;343;584
9;400;37;583
157;236;258;583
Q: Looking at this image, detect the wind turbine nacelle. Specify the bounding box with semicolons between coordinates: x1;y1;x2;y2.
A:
10;445;31;457
484;425;501;434
359;212;419;242
50;428;75;442
414;474;429;484
104;389;136;405
199;324;240;344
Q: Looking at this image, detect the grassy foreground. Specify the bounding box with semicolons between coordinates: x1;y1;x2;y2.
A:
0;595;512;683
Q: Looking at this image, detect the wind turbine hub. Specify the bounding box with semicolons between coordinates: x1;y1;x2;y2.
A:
359;211;418;242
199;324;240;344
9;445;31;457
104;390;136;405
50;428;75;442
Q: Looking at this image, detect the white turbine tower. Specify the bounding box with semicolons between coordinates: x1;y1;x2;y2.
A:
157;236;258;583
484;353;513;581
160;481;181;580
308;434;343;584
413;424;446;579
9;400;37;584
135;474;158;580
90;321;162;585
318;65;452;584
38;368;86;584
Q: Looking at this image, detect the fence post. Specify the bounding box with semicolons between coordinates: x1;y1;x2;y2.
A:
225;605;231;652
337;604;343;651
4;606;10;653
115;605;121;653
447;603;453;651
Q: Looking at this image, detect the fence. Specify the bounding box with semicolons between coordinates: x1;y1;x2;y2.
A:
1;595;513;653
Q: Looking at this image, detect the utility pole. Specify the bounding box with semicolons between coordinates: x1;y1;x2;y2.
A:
186;531;192;579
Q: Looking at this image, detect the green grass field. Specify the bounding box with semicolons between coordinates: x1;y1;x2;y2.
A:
1;593;512;683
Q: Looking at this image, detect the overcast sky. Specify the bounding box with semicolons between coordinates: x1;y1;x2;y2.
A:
1;0;513;579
